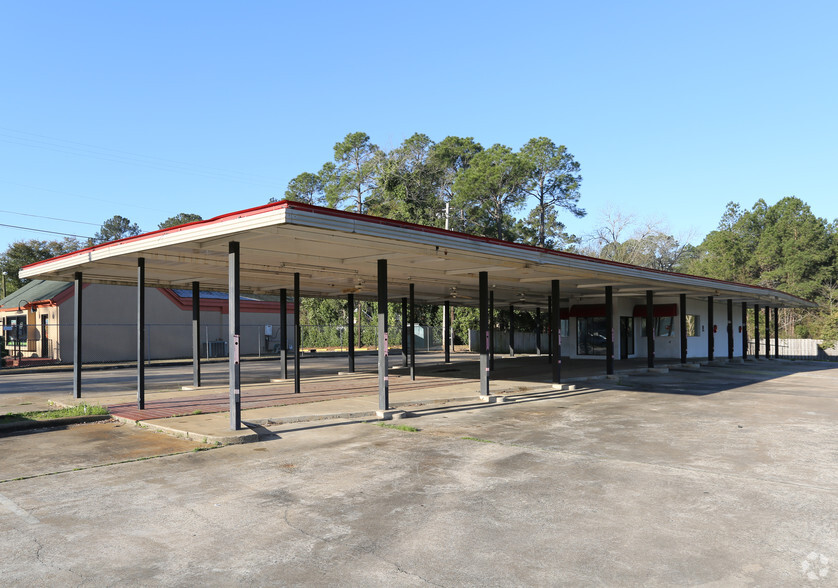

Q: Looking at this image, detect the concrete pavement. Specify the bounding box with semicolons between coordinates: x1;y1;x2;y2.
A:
1;360;836;585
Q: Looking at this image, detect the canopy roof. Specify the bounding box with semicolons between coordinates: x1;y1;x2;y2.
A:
20;201;816;309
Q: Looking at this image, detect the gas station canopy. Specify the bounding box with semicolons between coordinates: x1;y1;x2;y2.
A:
20;201;816;309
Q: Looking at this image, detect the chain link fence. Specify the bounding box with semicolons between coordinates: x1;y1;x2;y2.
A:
2;323;445;367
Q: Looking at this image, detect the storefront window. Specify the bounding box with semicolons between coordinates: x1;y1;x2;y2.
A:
640;317;675;337
685;315;700;337
577;317;607;355
7;315;27;343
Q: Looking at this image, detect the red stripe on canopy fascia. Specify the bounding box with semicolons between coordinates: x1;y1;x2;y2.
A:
632;304;678;318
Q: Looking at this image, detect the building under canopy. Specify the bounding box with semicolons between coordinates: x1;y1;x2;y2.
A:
21;201;816;429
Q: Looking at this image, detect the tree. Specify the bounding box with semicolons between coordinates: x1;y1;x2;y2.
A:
519;137;585;247
582;207;694;270
281;171;325;205
370;133;443;226
515;208;579;251
689;197;836;299
688;201;763;283
0;238;81;296
89;215;141;245
453;144;528;240
753;197;834;300
328;132;383;214
158;213;203;230
688;197;838;338
428;136;483;231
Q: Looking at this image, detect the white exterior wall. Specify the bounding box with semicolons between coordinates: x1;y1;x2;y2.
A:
632;297;745;360
567;296;746;360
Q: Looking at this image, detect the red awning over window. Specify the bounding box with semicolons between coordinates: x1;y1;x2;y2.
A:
632;303;678;318
544;308;569;322
569;304;606;318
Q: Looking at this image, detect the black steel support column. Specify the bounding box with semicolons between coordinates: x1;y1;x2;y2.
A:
377;260;389;410
489;290;495;371
679;293;688;364
73;272;83;398
443;300;451;363
535;307;542;356
508;304;515;357
707;296;714;361
294;273;301;394
754;304;760;359
347;293;355;372
479;272;490;396
765;306;771;359
401;297;408;368
741;302;748;360
646;290;655;368
726;299;733;359
137;257;145;410
228;242;241;431
280;289;288;379
551;281;561;385
774;307;780;359
192;281;201;388
547;295;552;364
605;286;614;375
409;283;416;380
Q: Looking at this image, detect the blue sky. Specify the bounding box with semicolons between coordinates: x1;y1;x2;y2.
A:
2;1;836;252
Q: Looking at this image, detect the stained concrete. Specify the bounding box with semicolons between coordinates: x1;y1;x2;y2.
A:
0;362;836;585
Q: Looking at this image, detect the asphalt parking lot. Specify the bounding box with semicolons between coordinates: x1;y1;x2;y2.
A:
1;361;837;586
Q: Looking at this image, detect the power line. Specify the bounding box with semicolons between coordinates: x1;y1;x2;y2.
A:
0;126;284;189
0;223;93;240
0;209;100;226
0;179;167;213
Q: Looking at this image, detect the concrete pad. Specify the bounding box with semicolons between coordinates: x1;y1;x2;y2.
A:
374;410;405;420
113;412;259;445
0;420;202;482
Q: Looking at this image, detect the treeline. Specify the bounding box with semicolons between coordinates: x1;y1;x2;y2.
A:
273;132;585;249
3;131;836;346
686;197;838;341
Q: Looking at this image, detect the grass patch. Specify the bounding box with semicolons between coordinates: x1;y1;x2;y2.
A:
375;422;419;432
0;403;109;423
461;436;495;443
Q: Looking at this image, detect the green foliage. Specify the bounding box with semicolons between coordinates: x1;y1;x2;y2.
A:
515;208;579;251
329;132;383;213
158;213;203;230
280;171;325;205
89;215;141;245
519;137;585;248
369;133;443;226
689;197;836;300
454;144;528;240
375;422;419;432
275;132;584;248
0;237;81;296
0;402;108;423
689;197;838;337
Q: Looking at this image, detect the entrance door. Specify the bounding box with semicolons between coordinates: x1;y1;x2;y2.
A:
41;314;49;358
619;317;634;359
